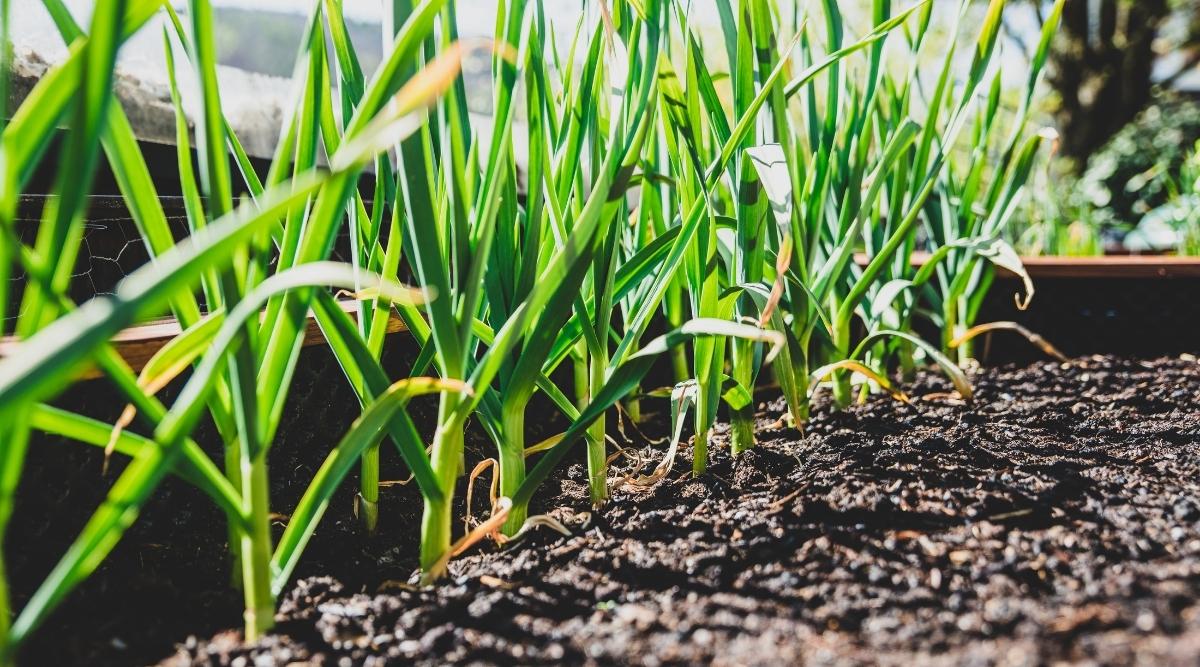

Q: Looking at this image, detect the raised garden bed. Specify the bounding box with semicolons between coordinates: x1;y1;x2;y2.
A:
13;252;1196;381
6;206;1196;666
0;299;406;379
7;3;1200;666
4;244;1196;665
10;354;1200;665
881;253;1200;364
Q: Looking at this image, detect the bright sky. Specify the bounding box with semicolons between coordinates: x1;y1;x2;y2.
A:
199;0;705;28
9;1;1043;101
10;1;1039;61
9;0;616;44
10;0;618;65
214;0;381;21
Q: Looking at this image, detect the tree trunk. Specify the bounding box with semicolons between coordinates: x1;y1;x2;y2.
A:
1049;0;1170;164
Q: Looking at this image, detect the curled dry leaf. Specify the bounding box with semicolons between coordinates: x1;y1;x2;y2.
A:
423;497;513;585
949;321;1068;362
463;458;499;533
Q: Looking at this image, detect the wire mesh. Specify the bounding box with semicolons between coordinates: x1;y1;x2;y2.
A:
4;195;359;329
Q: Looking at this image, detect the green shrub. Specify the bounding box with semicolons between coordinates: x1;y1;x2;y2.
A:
1076;91;1200;231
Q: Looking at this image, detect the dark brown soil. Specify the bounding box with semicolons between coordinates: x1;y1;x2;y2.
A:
13;355;1200;665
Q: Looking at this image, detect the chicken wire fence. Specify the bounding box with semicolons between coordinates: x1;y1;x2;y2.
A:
4;195;359;330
